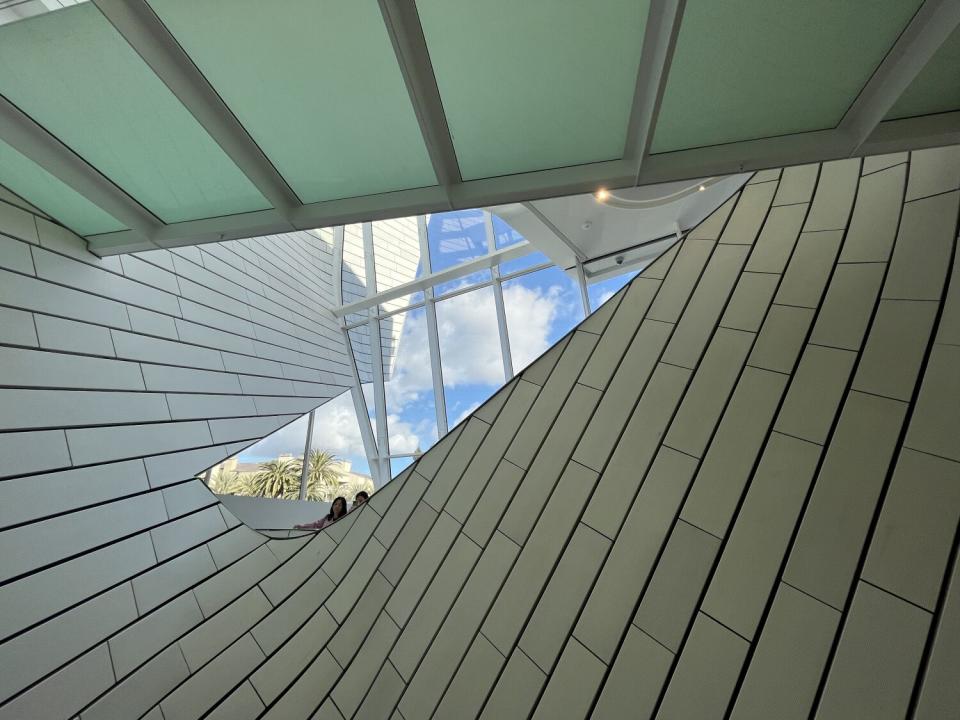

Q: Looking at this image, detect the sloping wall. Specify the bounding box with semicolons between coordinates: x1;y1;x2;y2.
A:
1;146;959;719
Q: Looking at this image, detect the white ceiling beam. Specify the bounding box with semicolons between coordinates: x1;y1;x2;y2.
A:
378;0;461;199
623;0;686;181
94;0;302;219
0;94;161;240
839;0;960;156
521;201;588;263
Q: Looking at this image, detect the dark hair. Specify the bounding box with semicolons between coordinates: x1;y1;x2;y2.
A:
327;496;347;521
355;491;369;501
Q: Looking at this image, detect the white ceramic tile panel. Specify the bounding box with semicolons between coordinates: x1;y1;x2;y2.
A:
643;241;681;279
816;582;930;720
633;520;721;652
82;644;190;720
355;660;405;719
327;573;391;668
745;204;808;274
519;334;570;386
730;583;840;720
151;506;227;562
784;392;907;609
179;586;272;672
702;432;822;639
0;345;144;391
688;194;737;241
647;240;715;324
109;591;203;679
720;272;779;332
330;612;400;718
324;538;387;623
803;159;860;231
578;285;626;335
67;420;215;466
432;632;506;719
862;448;960;610
133;545;216;615
937;252;960;346
905;343;960;462
34;314;115;356
774;231;844;308
373;473;429;548
655;613;749;719
882;191;959;300
862;152;907;174
463;459;526;548
478;648;546;720
854;299;938;400
575;447;698;662
0;306;38;347
905;145;960;200
838;163;907;263
748;304;815;374
0;428;71;478
472;379;517;424
379;502;438;587
0;388;171;430
809;263;886;350
422;418;490;511
914;544;960;719
205;682;264;720
251;607;338;704
193;544;278;617
718;181;777;245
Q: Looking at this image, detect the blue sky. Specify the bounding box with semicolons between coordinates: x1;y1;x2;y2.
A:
238;209;630;479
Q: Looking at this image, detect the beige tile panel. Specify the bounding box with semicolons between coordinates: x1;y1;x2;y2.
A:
592;626;673;719
784;392;907;609
390;534;481;680
579;279;661;390
905;344;960;462
749;168;782;184
773;164;819;206
810;263;886;350
647;240;715;323
251;607;338;704
505;341;592;470
906;145;960;200
661;244;750;369
937;252;959;346
643;241;680;279
702;432;822;639
82;644;189;720
205;682;264;720
520;334;570;386
398;532;519;720
854;299;938;401
633;520;720;652
258;532;337;605
862;449;960;610
745;204;808;274
355;661;405;719
775;231;843;308
499;384;600;545
720;272;779;332
379;502;437;587
681;366;788;538
582;362;691;539
748;303;815;374
915;542;960;719
109;591;203;679
655;613;749;720
573;319;673;472
882;191;959;300
804;159;860;231
575;447;698;662
252;569;335;656
328;573;392;668
179;586;272;672
322;508;379;584
518;524;610;671
193;544;278;617
730;583;840;720
373;472;429;549
862;152;907;174
433;634;506;720
531;638;606;720
688;194;738;241
411;422;463;481
775;344;856;445
472;378;516;424
261;649;340;720
478;648;546;720
423;417;490;511
484;461;598;654
719;181;777;245
578;285;626;335
330;612;400;718
665;327;754;458
816;582;930;720
464;459;525;548
838;163;907;263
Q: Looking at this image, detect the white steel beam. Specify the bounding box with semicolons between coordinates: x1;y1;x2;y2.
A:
485;212;514;380
418;215;449;437
0;94;161;240
94;0;302;218
624;0;686;180
378;0;461;196
363;222;392;483
298;409;316;501
839;0;960;156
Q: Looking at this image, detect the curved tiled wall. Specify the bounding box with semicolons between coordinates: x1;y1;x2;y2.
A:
1;146;960;719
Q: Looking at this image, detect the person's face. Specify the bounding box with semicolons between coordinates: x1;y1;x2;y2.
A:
354;494;366;508
333;499;345;516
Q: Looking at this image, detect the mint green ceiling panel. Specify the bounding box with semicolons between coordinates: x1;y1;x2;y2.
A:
148;0;437;204
652;0;923;153
0;139;125;236
887;25;960;121
0;5;269;223
416;0;648;181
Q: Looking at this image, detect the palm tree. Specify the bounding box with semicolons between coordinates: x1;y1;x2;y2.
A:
251;458;302;499
304;450;344;501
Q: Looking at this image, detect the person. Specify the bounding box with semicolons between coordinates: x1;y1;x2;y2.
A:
295;496;347;530
352;491;369;510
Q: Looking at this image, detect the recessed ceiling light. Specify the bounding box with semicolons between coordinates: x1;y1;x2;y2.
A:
698;184;706;192
595;188;609;201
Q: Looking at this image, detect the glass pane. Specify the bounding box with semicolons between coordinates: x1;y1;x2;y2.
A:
417;0;647;180
428;209;488;273
499;249;550;278
503;265;584;374
0;4;269;222
0;138;124;236
391;457;414;476
887;24;960;120
384;307;440;454
493;215;524;249
150;0;436;203
588;271;639;311
435;268;492;298
372;216;424;315
652;0;923;152
436;285;504;428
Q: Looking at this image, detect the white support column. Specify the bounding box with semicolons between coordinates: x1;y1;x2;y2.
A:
485;211;514;380
298;409;316;501
419;215;449;437
341;325;382;486
363;222;392;484
575;260;592;316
